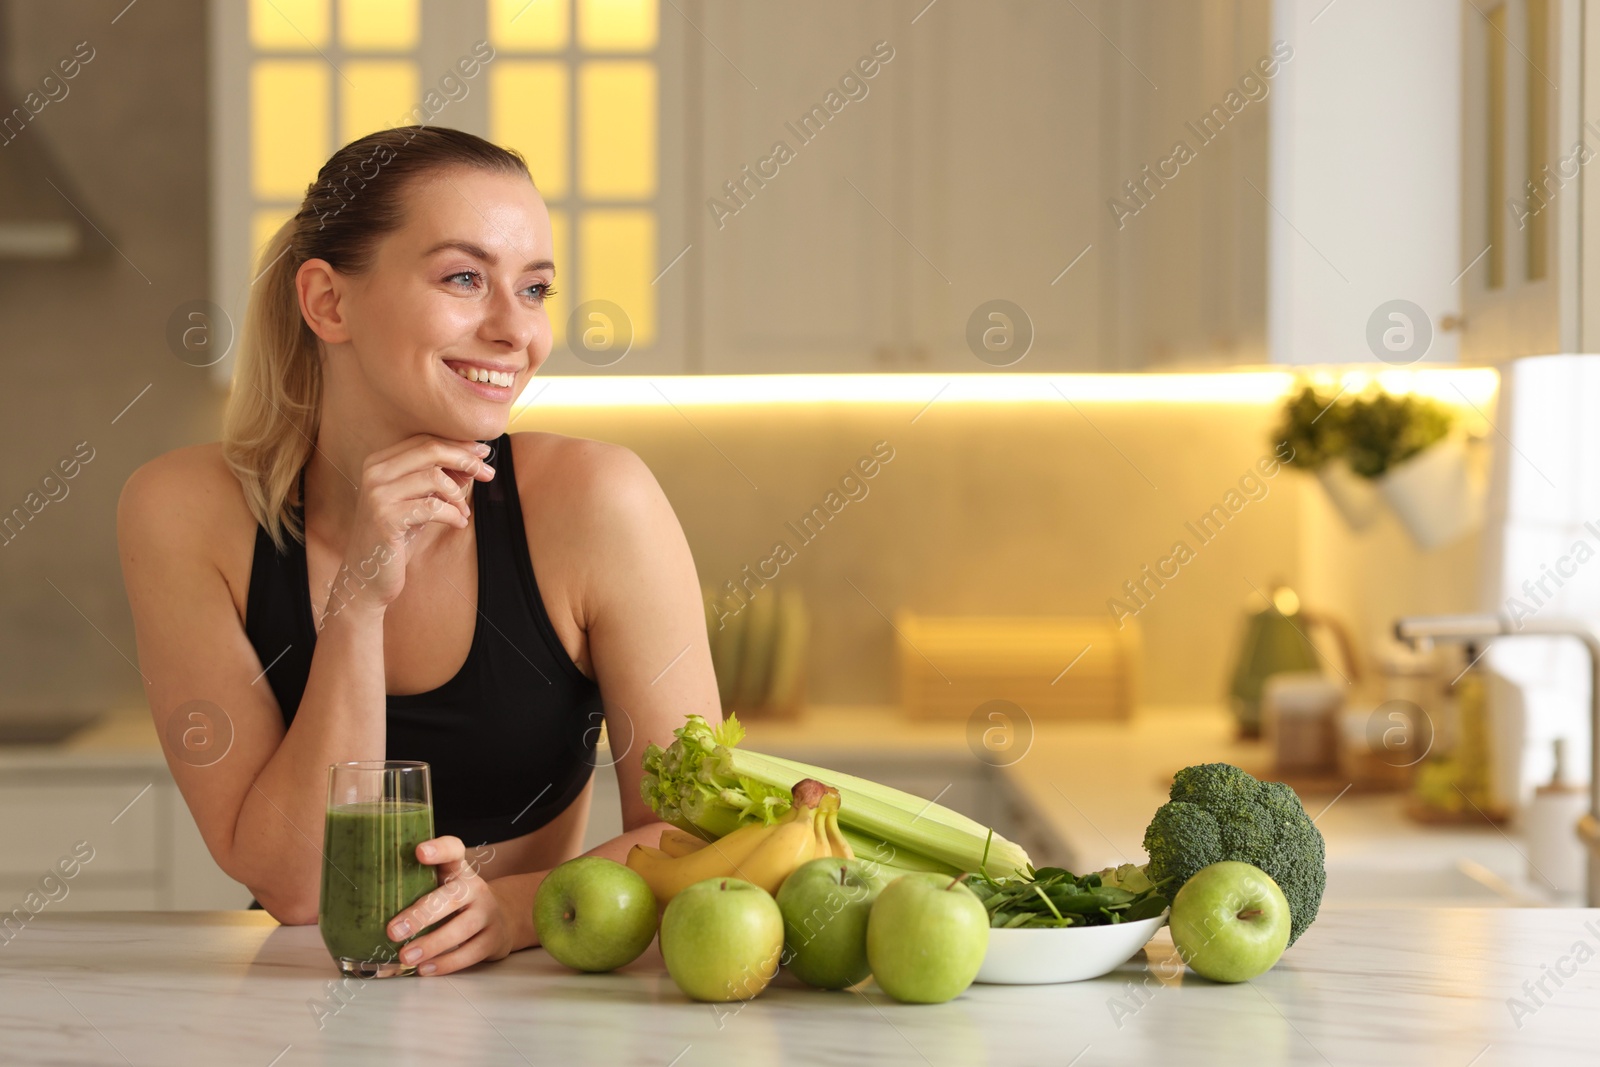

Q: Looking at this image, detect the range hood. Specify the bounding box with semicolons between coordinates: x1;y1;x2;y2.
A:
0;11;83;258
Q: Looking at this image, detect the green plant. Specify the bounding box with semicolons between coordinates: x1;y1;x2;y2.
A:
1141;763;1326;947
1270;385;1344;471
1339;391;1453;478
1269;385;1455;480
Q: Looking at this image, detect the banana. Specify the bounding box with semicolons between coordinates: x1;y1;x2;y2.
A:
627;779;844;901
627;817;782;902
735;804;819;894
812;808;831;857
822;809;853;860
659;826;710;858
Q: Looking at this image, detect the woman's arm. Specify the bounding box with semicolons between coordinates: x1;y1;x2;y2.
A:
117;440;485;922
118;451;373;922
387;440;724;971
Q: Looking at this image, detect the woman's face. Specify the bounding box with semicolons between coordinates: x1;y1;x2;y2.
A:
322;166;556;443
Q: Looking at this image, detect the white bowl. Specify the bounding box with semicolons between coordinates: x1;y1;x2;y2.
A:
973;911;1169;985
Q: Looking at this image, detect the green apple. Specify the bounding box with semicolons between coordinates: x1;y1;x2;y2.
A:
776;857;888;989
533;856;658;973
865;873;989;1004
1169;860;1291;983
660;877;785;1002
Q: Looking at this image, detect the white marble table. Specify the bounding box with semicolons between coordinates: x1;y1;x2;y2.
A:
2;908;1596;1066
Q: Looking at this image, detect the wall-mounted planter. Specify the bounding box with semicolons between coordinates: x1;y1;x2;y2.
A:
1376;435;1482;550
1315;458;1383;530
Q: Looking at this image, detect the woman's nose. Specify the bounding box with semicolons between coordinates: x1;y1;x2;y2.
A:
480;284;536;352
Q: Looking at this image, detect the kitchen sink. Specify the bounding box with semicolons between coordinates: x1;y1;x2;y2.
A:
0;710;102;745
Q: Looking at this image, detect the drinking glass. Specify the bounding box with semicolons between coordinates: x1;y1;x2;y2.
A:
319;760;438;977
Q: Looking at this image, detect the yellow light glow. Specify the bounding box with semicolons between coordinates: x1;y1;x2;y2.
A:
251;206;296;270
251;61;330;200
579;209;655;346
509;369;1500;409
578;61;657;198
250;0;329;50
341;61;419;144
1299;367;1501;409
548;208;570;346
489;0;569;50
579;0;659;51
338;0;419;50
491;62;569;199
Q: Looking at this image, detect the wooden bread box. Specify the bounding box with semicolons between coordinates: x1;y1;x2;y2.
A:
894;612;1140;720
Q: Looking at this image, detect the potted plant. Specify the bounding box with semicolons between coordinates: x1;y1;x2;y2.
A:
1271;385;1382;530
1340;391;1479;549
1271;385;1482;548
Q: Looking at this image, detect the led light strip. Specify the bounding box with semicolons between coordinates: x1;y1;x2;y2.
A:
510;368;1501;409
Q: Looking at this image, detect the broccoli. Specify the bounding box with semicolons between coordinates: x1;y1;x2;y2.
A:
1142;763;1327;946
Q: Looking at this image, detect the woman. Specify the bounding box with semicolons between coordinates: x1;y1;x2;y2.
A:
116;126;719;976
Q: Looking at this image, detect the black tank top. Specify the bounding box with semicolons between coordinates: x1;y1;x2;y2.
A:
243;432;601;849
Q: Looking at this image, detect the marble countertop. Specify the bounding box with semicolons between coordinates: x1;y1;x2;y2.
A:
4;908;1596;1065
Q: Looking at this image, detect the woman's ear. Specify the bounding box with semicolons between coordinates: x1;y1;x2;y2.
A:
295;257;353;345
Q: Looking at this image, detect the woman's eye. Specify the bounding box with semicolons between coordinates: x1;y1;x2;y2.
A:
444;271;553;302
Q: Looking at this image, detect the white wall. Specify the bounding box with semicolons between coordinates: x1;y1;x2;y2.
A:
1268;0;1462;365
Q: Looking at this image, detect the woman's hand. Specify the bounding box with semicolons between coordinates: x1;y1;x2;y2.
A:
385;835;515;976
325;435;495;622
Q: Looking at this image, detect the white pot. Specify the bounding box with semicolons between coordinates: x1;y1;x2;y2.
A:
1315;458;1382;530
1376;435;1482;550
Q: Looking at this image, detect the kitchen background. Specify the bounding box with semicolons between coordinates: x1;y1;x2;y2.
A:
2;0;1594;915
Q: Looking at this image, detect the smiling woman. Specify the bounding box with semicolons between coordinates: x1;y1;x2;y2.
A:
116;125;719;978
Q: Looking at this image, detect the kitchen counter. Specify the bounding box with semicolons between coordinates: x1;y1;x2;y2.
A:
1;704;1551;914
743;705;1546;905
4;908;1596;1065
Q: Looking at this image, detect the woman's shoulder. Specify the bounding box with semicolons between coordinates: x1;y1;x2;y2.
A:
118;442;256;561
122;441;247;510
506;430;657;504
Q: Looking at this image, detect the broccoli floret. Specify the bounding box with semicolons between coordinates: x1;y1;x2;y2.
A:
1141;763;1326;946
1141;802;1220;890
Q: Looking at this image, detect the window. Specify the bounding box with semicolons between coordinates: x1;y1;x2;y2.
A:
1486;355;1600;802
487;0;659;351
210;0;660;383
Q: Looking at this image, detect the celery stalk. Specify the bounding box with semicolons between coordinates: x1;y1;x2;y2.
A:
639;713;1033;877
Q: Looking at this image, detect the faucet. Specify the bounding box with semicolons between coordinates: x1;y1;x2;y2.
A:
1393;614;1600;906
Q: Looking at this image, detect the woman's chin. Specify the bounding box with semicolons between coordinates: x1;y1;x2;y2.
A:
417;408;507;445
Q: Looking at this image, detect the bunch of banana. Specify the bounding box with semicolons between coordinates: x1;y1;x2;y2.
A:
627;779;852;901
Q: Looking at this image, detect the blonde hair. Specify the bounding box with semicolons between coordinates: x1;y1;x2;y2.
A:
222;125;530;552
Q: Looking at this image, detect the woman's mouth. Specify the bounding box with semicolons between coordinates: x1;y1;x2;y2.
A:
445;360;518;401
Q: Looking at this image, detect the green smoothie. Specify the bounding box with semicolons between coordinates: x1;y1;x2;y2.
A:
318;800;438;966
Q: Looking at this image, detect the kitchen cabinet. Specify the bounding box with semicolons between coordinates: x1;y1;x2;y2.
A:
692;0;1118;373
687;0;1271;374
0;761;251;913
693;1;904;373
1458;0;1592;359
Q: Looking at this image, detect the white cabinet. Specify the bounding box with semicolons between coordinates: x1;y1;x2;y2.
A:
684;0;1271;373
1458;0;1591;359
0;767;251;914
694;2;904;372
902;0;1110;371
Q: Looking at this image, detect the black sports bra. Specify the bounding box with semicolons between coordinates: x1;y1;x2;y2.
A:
243;433;601;849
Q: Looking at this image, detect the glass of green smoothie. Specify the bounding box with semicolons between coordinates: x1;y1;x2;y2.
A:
319;760;438;977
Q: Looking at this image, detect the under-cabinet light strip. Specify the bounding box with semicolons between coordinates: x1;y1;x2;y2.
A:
509;368;1500;409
